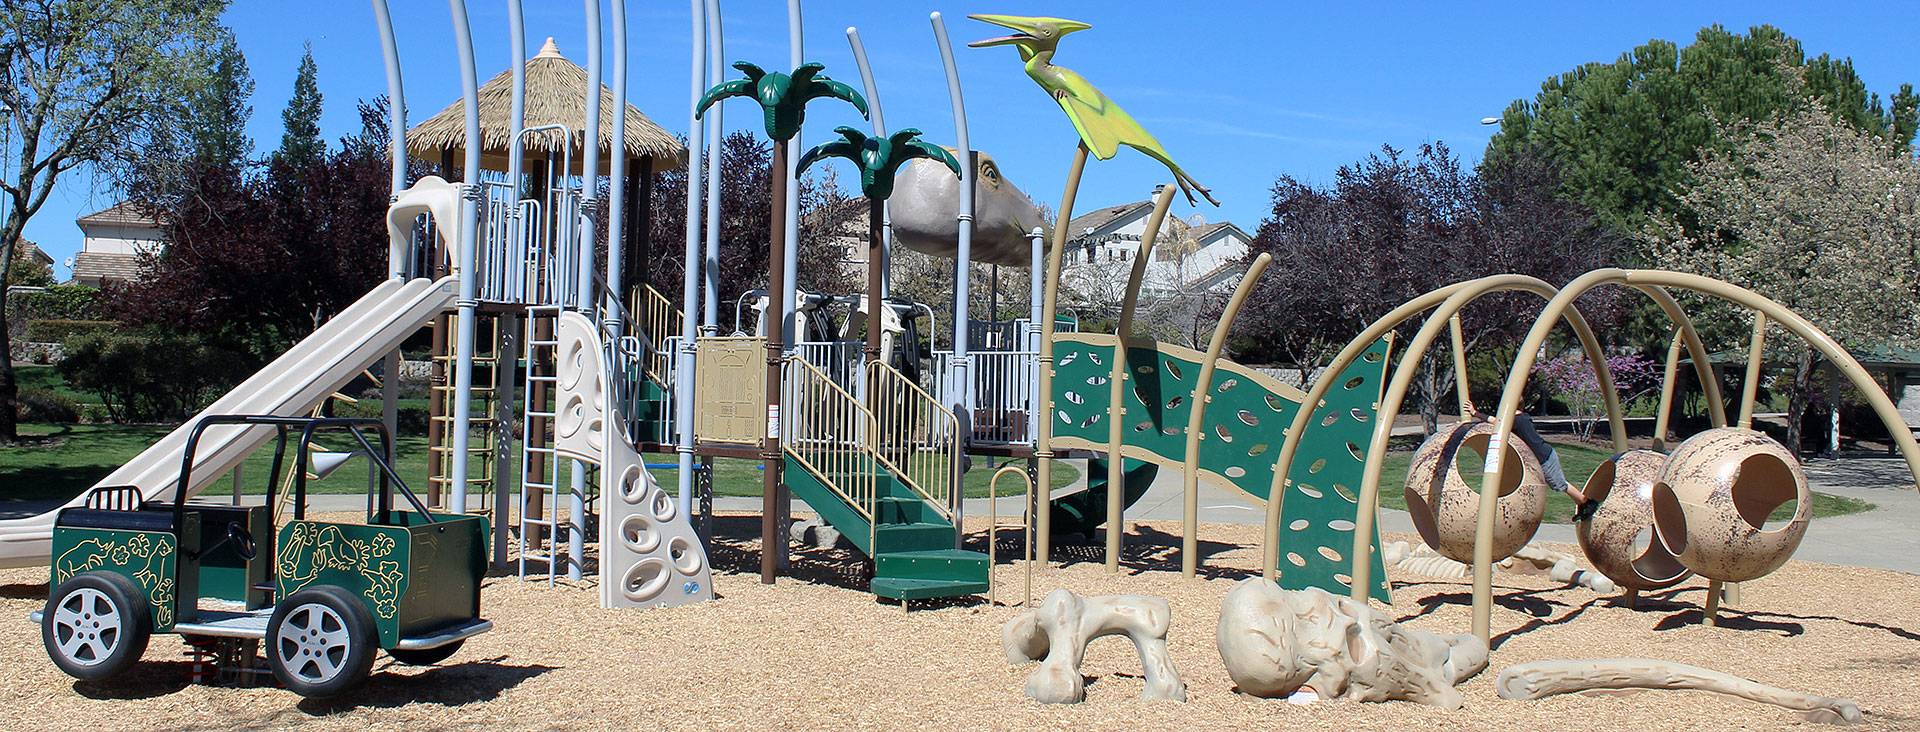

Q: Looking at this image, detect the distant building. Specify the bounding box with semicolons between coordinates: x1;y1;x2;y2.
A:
70;201;163;286
1065;187;1252;295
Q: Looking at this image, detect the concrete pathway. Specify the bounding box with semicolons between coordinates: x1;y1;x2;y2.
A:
6;455;1912;574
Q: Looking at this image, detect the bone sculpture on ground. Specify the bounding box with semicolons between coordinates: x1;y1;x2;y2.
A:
1381;540;1616;593
1002;589;1185;704
1216;579;1489;710
1497;659;1862;724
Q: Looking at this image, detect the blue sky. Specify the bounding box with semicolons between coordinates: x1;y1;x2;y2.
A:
22;1;1920;279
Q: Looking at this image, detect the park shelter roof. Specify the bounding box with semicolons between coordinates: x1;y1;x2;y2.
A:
407;38;685;176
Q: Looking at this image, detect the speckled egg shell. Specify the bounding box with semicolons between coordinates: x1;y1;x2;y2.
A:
1576;449;1692;591
1650;428;1811;583
1403;420;1548;564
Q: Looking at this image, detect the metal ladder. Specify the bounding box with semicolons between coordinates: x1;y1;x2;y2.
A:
429;312;500;511
517;305;570;583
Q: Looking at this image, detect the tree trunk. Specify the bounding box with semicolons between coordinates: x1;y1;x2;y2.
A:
1786;346;1815;455
0;217;22;440
1420;354;1441;436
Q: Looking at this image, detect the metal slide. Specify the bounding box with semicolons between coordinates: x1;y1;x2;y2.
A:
0;276;458;568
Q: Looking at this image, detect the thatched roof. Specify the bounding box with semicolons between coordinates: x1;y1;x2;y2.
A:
407;38;685;176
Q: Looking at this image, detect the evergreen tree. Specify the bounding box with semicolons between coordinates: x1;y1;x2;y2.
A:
1488;25;1918;238
191;31;254;167
275;43;324;168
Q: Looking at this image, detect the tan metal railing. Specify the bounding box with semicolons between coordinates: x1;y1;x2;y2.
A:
633;284;681;386
865;361;961;521
784;358;878;538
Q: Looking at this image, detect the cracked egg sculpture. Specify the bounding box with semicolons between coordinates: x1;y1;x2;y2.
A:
1576;449;1692;591
1403;420;1548;564
1650;428;1811;583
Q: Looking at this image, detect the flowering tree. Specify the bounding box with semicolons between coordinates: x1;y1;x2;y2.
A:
1532;352;1663;440
1646;70;1920;451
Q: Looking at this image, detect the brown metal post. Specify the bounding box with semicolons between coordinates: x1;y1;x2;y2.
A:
629;156;653;294
865;197;884;371
761;141;790;584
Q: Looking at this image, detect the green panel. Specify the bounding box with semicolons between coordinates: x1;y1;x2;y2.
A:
1048;335;1392;602
276;520;412;646
52;524;191;631
396;514;486;641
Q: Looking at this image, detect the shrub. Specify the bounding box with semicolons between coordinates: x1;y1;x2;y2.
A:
26;319;115;343
15;388;79;424
57;328;251;423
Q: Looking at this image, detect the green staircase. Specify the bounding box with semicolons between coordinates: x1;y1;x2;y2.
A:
1049;458;1158;537
784;462;991;602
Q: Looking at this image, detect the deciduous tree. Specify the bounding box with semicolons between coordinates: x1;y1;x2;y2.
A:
0;0;227;439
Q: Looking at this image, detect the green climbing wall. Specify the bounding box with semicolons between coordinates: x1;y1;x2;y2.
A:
1049;333;1393;602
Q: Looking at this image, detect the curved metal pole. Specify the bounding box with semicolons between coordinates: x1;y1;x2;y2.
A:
446;0;482;517
933;11;975;529
1033;144;1091;566
1738;313;1767;430
1623;270;1920;484
1635;284;1728;427
370;0;408;255
675;0;708;522
701;0;723;335
605;0;629;331
845;26;890;297
578;0;603;311
1180;252;1273;577
370;0;408;467
1102;183;1177;571
507;1;527;204
1349;275;1623;605
780;0;802;349
1263;281;1474;579
1652;328;1686;452
1449;314;1471;417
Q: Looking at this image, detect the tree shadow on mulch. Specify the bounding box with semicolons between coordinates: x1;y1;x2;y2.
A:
296;656;556;714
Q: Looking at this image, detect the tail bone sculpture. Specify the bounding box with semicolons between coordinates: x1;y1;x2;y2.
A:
1003;589;1186;704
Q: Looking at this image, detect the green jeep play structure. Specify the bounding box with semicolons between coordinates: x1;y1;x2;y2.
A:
35;415;492;697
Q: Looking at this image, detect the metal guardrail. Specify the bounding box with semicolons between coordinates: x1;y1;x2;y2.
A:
865;361;960;521
784;359;878;545
929;349;1039;444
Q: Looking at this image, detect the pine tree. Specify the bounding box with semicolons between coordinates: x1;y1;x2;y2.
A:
275;43;324;168
191;31;254;167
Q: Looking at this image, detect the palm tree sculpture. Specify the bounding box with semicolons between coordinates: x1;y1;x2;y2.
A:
695;60;867;585
796;126;961;366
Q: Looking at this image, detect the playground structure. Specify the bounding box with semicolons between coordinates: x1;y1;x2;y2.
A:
3;3;1918;714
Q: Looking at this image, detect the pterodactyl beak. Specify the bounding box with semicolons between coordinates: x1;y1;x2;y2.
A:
968;14;1043;48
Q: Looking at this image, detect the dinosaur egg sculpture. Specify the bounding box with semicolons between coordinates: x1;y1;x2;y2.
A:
1576;449;1691;591
1650;428;1811;583
1403;421;1548;564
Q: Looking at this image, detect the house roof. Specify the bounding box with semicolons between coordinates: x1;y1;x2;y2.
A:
12;239;52;266
1189;221;1250;243
70;251;142;284
75;201;159;229
407;37;684;175
1065;201;1153;239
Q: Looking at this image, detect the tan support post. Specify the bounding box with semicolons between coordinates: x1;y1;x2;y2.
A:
1180;253;1273;577
1739;312;1768;431
1450;314;1472;418
1034;144;1091;566
1103;184;1179;572
1653;328;1686;452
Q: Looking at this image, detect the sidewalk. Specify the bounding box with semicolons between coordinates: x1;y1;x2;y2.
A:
8;456;1913;575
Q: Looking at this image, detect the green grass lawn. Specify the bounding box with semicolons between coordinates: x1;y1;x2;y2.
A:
14;365;99;406
1376;437;1872;523
644;453;1078;499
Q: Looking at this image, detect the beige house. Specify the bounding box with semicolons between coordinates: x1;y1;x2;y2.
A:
1065;190;1252;295
70;201;163;286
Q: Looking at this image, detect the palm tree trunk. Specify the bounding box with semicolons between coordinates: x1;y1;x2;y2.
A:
761;139;789;584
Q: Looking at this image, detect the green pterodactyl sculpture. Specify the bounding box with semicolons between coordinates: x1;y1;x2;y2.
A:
696;61;868;141
969;14;1218;206
795;126;963;201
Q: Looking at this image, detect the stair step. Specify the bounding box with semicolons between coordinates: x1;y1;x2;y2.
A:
874;522;954;554
876;549;989;583
870;576;990;601
874;496;946;525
